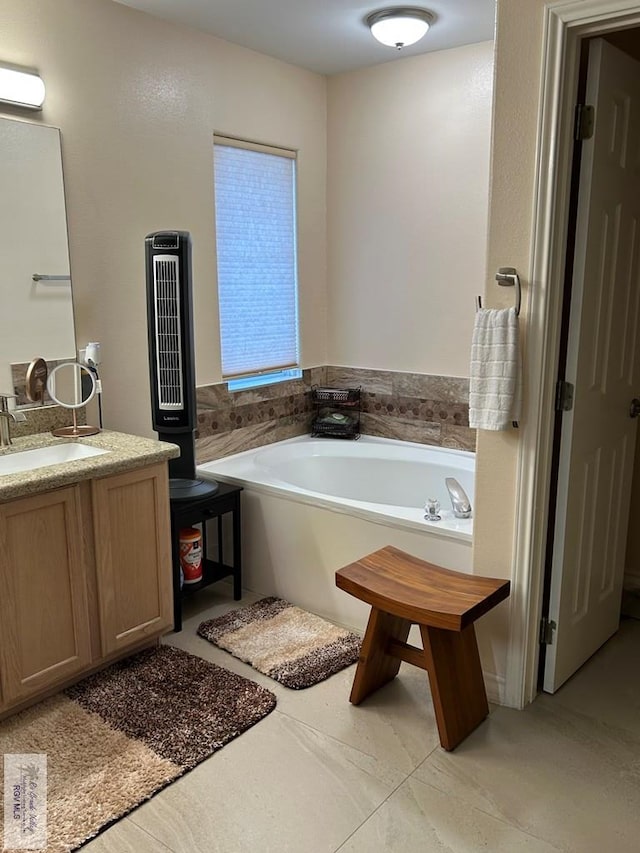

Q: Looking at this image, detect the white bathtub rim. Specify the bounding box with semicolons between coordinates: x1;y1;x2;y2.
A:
197;435;474;543
252;434;475;466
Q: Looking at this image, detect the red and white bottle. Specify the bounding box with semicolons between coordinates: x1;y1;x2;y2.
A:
179;527;203;584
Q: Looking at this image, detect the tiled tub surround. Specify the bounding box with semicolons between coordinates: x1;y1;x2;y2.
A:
195;367;474;464
328;366;473;452
196;368;325;463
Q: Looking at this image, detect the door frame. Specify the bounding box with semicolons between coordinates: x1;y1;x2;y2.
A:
506;0;640;708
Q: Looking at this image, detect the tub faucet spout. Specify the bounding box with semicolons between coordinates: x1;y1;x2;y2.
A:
445;477;472;518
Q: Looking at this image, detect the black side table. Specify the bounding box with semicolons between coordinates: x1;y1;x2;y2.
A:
169;482;243;631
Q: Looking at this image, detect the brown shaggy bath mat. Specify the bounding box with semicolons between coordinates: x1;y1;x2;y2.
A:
197;597;361;689
0;645;276;852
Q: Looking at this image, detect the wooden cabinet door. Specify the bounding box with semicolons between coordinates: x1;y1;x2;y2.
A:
0;486;92;707
92;463;173;655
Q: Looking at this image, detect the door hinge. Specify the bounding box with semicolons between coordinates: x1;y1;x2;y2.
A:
575;104;595;141
555;380;574;412
539;617;557;645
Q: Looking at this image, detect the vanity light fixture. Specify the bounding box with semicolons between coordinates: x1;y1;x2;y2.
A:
0;63;45;110
366;7;435;50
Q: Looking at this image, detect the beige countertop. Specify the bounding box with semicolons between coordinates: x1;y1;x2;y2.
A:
0;430;180;502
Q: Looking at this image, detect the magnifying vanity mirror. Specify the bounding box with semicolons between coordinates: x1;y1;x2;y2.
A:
46;363;100;437
0;116;77;403
25;357;48;404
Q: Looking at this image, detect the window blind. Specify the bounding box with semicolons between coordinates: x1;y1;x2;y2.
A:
214;138;299;379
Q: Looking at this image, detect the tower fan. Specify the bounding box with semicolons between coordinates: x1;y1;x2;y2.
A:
145;230;218;501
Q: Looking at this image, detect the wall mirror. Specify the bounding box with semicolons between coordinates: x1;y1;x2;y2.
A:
0;116;77;406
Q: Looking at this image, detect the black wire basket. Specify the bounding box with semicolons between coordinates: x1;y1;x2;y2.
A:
310;386;361;439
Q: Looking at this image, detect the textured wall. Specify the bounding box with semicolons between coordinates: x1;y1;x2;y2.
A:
471;0;548;690
1;1;494;441
0;0;327;438
327;41;494;376
474;0;548;573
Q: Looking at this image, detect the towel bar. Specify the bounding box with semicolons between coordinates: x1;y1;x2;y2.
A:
476;267;521;316
32;274;71;282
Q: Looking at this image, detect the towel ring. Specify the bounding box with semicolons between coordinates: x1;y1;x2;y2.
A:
476;267;521;316
495;267;521;316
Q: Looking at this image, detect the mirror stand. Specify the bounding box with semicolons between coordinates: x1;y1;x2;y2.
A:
52;410;100;438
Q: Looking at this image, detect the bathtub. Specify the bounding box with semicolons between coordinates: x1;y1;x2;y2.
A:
196;436;508;703
197;434;474;628
198;435;474;540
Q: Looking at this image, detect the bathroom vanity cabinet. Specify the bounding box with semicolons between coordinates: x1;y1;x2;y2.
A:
92;464;172;656
0;484;92;707
0;460;173;716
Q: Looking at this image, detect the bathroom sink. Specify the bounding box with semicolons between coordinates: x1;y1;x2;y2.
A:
0;443;109;476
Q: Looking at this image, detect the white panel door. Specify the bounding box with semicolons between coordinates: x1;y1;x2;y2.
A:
544;39;640;693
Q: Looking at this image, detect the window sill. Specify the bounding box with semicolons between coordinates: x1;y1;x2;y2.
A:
227;368;302;393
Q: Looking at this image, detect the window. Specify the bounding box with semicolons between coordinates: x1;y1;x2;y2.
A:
213;135;300;388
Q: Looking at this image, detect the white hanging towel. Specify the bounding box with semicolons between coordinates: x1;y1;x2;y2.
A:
469;307;521;430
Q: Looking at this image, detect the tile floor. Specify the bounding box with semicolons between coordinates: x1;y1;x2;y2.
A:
85;587;640;852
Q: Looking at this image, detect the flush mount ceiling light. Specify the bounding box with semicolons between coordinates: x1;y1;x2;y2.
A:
366;7;435;50
0;63;45;110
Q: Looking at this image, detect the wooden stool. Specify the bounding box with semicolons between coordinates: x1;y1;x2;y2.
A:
335;545;510;751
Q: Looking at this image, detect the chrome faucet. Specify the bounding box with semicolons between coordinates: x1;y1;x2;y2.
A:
445;477;472;518
0;394;27;447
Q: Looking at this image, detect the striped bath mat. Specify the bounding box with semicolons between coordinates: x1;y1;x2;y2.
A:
197;597;361;689
0;646;276;852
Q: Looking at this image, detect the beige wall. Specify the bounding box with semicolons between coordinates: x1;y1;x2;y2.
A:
1;1;493;442
0;0;327;437
327;42;494;376
475;0;544;577
472;0;548;682
469;3;640;693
